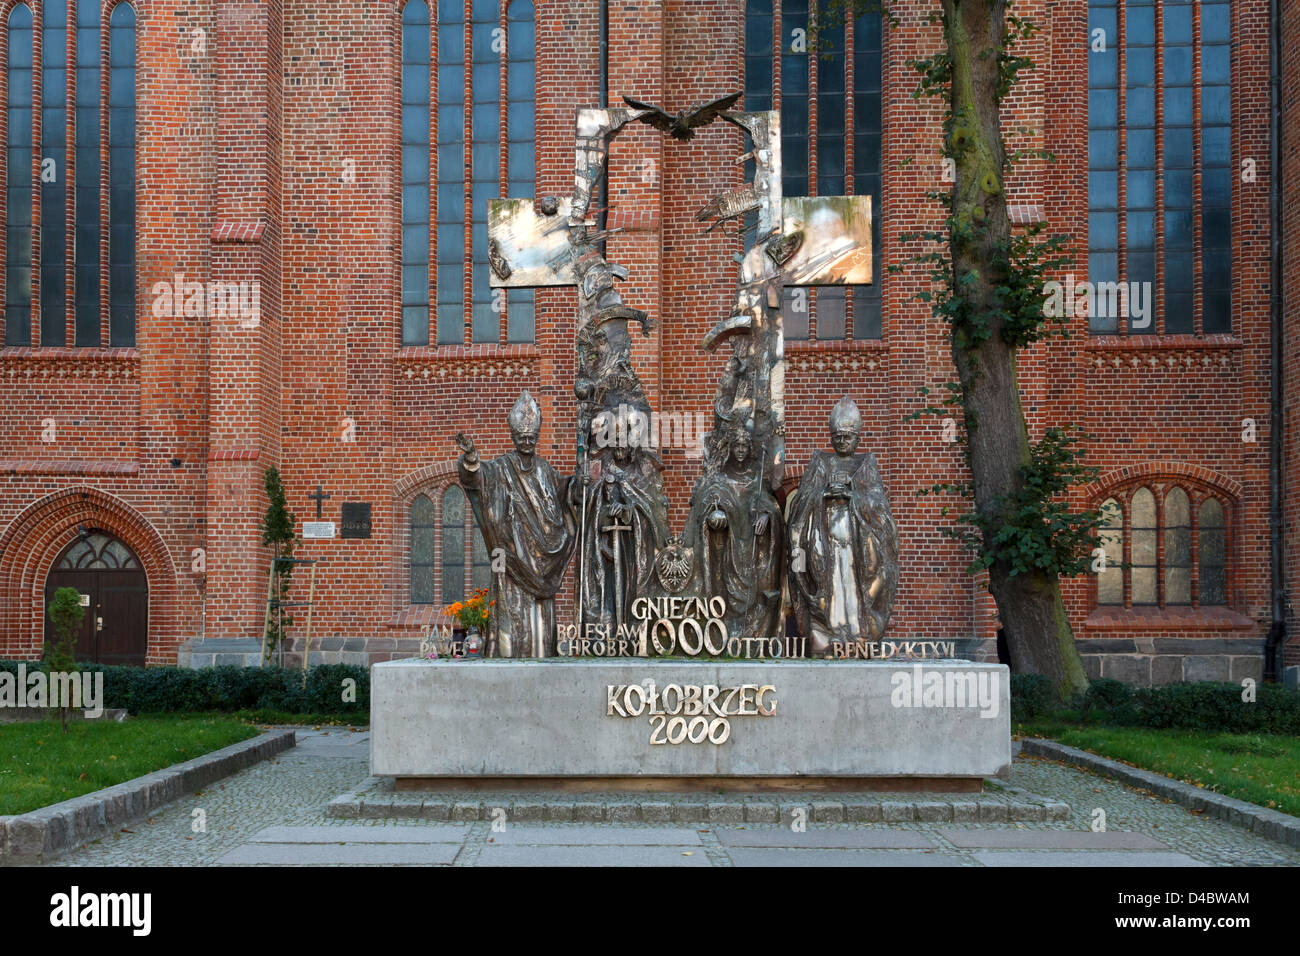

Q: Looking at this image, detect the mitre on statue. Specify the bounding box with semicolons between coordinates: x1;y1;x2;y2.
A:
509;389;543;436
829;395;862;435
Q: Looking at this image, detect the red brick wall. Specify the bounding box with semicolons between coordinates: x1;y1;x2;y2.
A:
0;0;212;660
1283;0;1300;666
0;0;1287;675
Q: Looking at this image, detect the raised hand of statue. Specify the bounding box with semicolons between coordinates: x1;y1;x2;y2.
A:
707;508;727;531
753;512;769;537
454;431;479;468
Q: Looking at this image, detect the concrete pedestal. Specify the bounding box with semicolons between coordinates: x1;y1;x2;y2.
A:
370;659;1011;787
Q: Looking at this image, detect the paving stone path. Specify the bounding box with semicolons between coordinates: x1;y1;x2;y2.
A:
39;730;1300;867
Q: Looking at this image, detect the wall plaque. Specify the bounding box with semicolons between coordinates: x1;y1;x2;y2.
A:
341;503;372;539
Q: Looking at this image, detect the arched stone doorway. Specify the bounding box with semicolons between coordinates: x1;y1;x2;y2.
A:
0;487;178;662
43;530;149;666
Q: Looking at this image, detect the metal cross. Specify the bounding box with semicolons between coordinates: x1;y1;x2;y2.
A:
308;483;331;520
601;511;633;635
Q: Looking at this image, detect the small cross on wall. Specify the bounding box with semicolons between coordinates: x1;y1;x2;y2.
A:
308;483;331;520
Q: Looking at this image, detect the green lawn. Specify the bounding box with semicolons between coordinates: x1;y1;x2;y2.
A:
1018;722;1300;817
0;716;260;815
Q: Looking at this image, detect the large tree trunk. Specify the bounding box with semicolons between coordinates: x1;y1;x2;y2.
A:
943;0;1088;699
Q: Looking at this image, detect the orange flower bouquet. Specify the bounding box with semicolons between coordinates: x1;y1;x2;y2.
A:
442;587;494;633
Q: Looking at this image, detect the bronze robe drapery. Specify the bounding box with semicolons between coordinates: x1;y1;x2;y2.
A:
574;457;667;644
687;468;784;642
460;452;576;657
786;450;899;654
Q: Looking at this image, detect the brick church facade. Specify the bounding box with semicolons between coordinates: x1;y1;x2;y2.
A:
0;0;1295;682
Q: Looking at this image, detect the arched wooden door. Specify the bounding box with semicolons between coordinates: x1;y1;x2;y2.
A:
44;531;149;666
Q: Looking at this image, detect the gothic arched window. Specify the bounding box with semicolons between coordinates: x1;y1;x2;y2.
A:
409;485;488;605
1087;0;1232;334
409;492;436;603
58;531;141;570
1198;498;1227;605
744;0;882;342
441;484;466;603
108;1;135;345
6;4;33;346
3;0;135;348
1094;482;1232;609
1097;497;1123;605
503;0;533;343
401;0;431;346
400;0;536;348
1163;487;1191;605
1130;487;1157;605
40;0;65;345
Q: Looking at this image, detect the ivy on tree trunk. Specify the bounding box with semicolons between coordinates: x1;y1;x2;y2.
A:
925;0;1091;699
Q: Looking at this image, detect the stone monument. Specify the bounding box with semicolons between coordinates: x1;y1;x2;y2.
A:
369;93;1009;791
483;91;890;657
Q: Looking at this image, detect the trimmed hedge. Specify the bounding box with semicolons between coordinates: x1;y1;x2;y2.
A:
1011;674;1300;735
1126;682;1300;735
1010;673;1056;722
0;661;369;715
7;660;1294;732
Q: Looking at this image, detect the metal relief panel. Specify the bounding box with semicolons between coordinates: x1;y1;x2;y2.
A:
780;195;873;285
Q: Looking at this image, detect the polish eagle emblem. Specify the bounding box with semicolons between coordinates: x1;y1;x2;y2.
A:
654;535;695;594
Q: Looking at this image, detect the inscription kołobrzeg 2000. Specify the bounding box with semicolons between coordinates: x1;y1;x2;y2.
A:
607;680;777;745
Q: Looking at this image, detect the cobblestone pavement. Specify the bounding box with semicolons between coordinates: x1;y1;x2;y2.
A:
35;730;1300;867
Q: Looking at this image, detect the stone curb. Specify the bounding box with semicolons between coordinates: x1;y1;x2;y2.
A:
0;707;129;724
326;782;1070;825
1020;737;1300;849
0;729;296;863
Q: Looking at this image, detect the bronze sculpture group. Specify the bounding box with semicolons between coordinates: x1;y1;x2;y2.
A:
457;390;896;658
455;91;898;658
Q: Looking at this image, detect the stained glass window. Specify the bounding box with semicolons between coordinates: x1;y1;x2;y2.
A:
6;4;33;346
1198;498;1227;605
1097;497;1123;605
1095;485;1231;609
441;484;466;604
